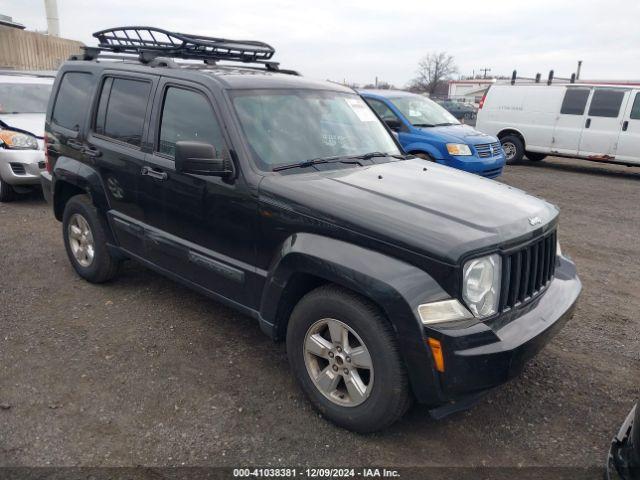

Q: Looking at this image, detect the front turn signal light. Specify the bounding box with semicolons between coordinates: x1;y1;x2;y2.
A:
427;337;445;373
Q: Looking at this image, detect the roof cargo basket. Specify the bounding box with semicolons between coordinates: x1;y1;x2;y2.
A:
90;26;279;67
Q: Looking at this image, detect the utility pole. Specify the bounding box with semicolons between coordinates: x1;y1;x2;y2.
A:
479;67;491;79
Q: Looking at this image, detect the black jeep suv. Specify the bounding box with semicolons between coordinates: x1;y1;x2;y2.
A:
41;27;581;432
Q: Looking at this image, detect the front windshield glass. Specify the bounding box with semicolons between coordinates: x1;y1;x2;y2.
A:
390;95;459;127
232;90;401;171
0;83;52;114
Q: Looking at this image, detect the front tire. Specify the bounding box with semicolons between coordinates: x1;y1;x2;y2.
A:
62;194;120;283
286;285;411;432
0;178;16;202
500;134;525;164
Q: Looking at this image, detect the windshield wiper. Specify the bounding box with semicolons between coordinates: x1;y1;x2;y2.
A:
433;122;457;126
272;155;363;172
413;123;435;127
349;151;406;161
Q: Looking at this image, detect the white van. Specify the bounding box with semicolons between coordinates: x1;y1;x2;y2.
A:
476;83;640;166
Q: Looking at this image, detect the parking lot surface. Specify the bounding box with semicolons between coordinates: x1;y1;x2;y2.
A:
1;157;638;468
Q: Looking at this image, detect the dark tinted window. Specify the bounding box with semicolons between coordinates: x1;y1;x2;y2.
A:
52;72;93;130
158;87;224;157
588;89;625;118
630;93;640;120
95;77;150;147
560;88;590;115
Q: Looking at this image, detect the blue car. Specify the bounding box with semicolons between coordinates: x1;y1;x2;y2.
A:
360;90;505;178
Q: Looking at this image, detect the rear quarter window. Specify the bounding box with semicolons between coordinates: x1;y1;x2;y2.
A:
51;72;94;131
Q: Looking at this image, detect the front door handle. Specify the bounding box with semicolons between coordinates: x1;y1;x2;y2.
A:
622;120;629;132
141;166;168;181
585;118;591;128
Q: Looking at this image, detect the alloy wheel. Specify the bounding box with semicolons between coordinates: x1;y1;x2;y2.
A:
303;318;374;407
67;213;95;267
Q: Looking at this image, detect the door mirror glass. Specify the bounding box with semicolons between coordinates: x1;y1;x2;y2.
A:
174;141;233;177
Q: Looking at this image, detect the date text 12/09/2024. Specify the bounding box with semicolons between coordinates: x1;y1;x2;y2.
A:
233;468;400;478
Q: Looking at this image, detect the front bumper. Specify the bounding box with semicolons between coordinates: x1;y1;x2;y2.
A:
442;153;505;179
414;255;581;407
0;148;46;186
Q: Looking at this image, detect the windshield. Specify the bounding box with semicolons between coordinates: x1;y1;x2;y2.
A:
0;83;52;114
232;90;401;171
390;95;459;127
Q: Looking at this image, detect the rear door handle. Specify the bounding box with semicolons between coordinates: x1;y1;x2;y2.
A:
585;118;591;128
141;166;168;181
622;120;629;131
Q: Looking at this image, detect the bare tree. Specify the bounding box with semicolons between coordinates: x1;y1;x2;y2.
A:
409;52;458;95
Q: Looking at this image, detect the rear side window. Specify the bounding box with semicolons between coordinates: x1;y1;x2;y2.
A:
630;93;640;120
588;89;625;118
52;72;93;130
560;89;590;115
94;77;151;147
158;87;224;157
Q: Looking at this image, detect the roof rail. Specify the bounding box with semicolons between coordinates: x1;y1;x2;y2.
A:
86;26;283;70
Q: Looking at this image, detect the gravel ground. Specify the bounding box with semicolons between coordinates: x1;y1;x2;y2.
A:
0;157;638;470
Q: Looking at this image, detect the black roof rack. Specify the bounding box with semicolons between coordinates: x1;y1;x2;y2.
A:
85;26;286;71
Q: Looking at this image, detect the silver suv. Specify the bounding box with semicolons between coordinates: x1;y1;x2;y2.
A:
0;71;54;202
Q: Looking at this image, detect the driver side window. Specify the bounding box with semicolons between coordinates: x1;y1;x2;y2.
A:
366;98;400;123
158;87;225;158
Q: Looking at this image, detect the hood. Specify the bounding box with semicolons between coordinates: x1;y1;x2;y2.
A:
0;113;46;138
259;159;558;264
418;124;495;145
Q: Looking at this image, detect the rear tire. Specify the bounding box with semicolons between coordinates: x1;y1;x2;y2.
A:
0;178;16;202
286;285;411;433
500;135;525;164
526;152;547;162
62;194;120;283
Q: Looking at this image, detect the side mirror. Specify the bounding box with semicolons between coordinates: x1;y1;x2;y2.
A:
385;118;402;131
174;141;234;177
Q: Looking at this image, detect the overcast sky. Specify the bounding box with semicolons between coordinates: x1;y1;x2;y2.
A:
3;0;639;86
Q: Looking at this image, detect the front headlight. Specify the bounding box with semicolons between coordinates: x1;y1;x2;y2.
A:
0;129;38;150
462;253;501;317
446;143;472;156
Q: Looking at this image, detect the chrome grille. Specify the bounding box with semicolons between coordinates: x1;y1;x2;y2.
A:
500;229;557;310
475;141;503;158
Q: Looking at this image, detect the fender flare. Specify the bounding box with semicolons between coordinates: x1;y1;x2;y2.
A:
260;233;449;404
52;156;116;245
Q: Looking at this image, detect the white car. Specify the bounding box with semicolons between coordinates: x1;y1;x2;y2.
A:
0;71;54;202
476;82;640;166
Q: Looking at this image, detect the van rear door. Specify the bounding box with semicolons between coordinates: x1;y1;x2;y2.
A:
577;88;630;160
614;90;640;165
551;87;591;156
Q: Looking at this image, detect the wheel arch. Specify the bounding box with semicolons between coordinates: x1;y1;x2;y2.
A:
259;233;448;403
52;156;117;246
497;128;526;148
404;142;444;161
